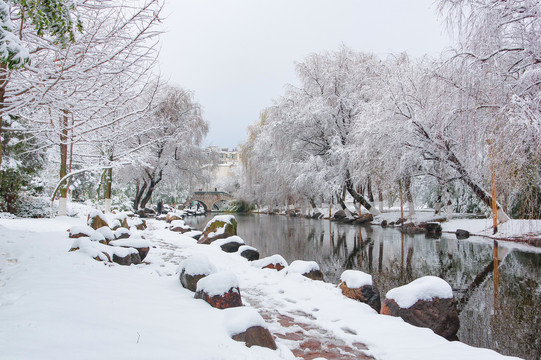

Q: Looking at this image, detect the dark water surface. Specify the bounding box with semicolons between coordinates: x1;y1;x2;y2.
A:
185;213;541;360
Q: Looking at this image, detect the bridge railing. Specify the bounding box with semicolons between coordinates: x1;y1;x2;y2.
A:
193;191;233;197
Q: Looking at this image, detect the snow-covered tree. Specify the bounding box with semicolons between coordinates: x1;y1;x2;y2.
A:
7;0;163;215
124;84;208;210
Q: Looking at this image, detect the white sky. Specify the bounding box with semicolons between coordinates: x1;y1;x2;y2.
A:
158;0;452;149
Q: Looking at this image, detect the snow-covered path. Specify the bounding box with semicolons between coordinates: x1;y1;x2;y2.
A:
0;216;523;360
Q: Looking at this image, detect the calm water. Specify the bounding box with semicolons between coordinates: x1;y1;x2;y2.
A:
185;213;541;360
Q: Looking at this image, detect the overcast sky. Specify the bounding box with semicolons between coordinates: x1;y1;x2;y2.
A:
158;0;451;149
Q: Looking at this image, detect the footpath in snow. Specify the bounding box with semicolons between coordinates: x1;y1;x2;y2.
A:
0;213;524;360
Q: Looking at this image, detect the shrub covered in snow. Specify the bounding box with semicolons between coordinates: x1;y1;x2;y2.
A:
13;195;54;218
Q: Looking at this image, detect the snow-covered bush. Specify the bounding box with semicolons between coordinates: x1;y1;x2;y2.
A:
13;196;55;218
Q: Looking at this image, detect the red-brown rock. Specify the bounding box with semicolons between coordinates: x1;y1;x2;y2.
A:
381;297;459;339
303;269;325;281
339;282;381;313
232;326;277;350
87;211;108;230
194;287;243;309
263;263;285;271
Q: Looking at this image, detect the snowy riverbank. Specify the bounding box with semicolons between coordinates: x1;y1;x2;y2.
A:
0;214;525;360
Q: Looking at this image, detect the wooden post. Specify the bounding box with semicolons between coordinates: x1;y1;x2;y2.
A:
398;182;404;221
493;240;499;311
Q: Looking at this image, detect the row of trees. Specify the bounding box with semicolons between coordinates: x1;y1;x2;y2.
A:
0;0;210;215
238;0;541;220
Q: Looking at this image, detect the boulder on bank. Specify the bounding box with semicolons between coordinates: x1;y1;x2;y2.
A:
194;271;243;309
129;217;147;231
114;227;131;240
421;222;443;236
353;214;374;225
211;236;245;253
109;212;129;229
170;219;192;233
112;248;142;266
69;225;95;238
109;238;150;261
69;238;141;265
455;229;470;240
381;276;459;339
339;270;381;313
252;254;288;271
333;210;347;220
237;245;260;261
166;212;183;223
87;210;109;230
178;254;217;292
198;215;238;244
96;226;115;243
224;307;277;350
287;260;324;281
399;222;427;235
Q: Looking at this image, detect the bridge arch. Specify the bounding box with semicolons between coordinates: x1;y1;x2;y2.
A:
187;191;234;212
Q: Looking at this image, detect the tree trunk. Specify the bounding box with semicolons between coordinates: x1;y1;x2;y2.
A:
58;111;69;216
140;183;155;209
133;179;147;210
378;189;384;212
404;176;415;217
0;63;7;170
367;177;375;203
345;170;380;215
104;165;112;213
447;150;509;222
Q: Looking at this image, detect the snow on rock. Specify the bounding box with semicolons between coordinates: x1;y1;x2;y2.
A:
171;219;186;227
109;238;151;261
237;245;260;261
386;276;453;309
203;215;236;231
178;254;218;292
194;271;243;309
68;225;95;238
196;271;240;297
109;238;150;249
211;235;245;247
89;231;106;243
96;226;115;242
69;237;110;262
114;227;131;239
287;260;319;274
340;270;373;288
182;230;202;239
252;254;288;271
339;270;381;312
109;219;121;229
128;217;146;231
286;260;325;281
87;209;109;229
199;215;238;244
224;307;277;351
224;306;268;336
178;254;217;276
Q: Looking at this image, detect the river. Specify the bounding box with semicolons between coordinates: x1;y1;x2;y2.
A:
184;213;541;360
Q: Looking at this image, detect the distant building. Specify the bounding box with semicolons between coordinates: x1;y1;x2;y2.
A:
199;147;240;192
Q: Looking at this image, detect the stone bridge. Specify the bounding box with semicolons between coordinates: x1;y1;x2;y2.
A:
186;191;234;211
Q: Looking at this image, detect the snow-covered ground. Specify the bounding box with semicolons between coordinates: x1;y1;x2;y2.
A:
0;213;524;360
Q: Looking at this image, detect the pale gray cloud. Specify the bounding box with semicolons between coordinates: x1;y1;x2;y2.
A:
158;0;451;148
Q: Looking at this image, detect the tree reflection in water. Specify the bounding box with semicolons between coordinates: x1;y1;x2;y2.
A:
185;214;540;360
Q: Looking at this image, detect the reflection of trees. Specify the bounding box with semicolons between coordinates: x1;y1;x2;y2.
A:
459;250;541;360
